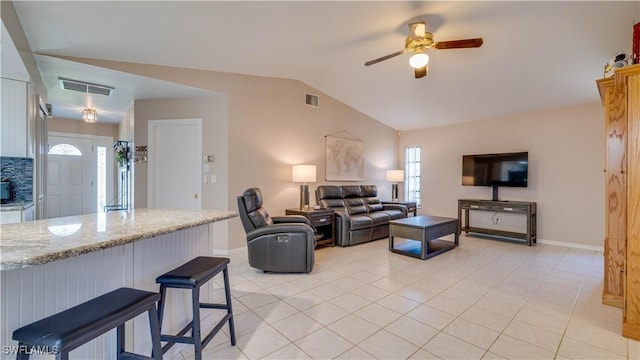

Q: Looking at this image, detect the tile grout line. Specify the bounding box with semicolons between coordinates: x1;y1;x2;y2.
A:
550;268;587;359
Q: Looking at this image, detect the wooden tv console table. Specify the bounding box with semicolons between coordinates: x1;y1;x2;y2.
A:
458;199;537;246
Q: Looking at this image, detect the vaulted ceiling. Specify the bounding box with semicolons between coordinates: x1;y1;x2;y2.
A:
10;1;640;130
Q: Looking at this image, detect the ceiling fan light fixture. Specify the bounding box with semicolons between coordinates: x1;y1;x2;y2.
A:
409;53;429;69
82;108;98;123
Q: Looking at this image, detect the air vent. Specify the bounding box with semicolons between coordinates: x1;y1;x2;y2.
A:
58;77;114;96
305;93;319;107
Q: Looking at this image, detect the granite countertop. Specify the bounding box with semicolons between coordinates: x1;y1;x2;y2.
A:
0;201;34;211
0;208;238;271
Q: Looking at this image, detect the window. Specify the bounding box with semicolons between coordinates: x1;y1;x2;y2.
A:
48;143;81;156
97;146;106;212
405;145;421;207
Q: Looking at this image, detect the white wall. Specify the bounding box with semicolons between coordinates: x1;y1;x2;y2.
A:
400;103;605;248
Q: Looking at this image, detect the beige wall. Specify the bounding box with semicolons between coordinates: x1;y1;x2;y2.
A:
48;117;119;139
227;80;398;250
68;58;400;250
119;102;135;142
400;103;605;248
133;95;228;209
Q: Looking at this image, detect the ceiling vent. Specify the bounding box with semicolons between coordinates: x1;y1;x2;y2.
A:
305;93;319;108
58;77;114;96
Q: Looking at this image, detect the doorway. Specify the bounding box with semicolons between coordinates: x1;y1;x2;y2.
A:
47;133;113;218
148;119;202;209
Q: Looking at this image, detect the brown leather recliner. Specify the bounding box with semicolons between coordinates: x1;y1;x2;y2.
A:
237;188;315;273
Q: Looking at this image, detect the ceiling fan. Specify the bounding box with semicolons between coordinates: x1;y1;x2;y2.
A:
364;22;483;79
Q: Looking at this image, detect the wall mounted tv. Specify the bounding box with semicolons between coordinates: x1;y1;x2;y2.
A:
462;152;529;189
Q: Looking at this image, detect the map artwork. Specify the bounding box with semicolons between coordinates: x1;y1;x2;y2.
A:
325;135;364;181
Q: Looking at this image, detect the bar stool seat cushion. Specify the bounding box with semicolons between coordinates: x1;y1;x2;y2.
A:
156;257;230;287
12;287;159;353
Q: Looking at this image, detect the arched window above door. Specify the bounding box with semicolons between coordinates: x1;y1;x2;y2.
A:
48;144;82;156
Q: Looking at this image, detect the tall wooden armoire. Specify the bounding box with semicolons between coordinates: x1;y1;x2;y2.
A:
597;63;640;340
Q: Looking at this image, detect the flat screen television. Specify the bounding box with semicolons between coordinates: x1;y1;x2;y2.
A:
462;152;528;188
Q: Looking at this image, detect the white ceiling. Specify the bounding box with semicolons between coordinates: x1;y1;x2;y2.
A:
34;54;214;123
10;1;640;130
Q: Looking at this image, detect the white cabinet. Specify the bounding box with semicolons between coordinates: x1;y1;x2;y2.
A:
1;77;30;158
0;210;21;224
0;204;35;224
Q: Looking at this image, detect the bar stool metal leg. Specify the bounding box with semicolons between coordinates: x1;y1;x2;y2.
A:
223;267;236;345
116;323;125;360
192;286;202;360
156;284;167;330
148;304;162;360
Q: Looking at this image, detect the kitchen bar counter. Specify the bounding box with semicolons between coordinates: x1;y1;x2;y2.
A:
0;208;237;271
1;208;237;359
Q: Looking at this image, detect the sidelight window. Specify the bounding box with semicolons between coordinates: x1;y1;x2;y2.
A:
404;145;421;207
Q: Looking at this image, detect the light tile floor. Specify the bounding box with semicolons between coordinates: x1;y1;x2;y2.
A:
169;235;640;359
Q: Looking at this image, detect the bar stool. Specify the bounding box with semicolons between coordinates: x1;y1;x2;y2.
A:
12;287;162;360
156;256;236;360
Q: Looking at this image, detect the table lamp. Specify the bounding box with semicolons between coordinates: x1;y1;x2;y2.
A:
292;165;317;210
386;169;404;202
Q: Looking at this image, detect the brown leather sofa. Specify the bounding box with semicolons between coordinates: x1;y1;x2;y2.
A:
315;185;408;246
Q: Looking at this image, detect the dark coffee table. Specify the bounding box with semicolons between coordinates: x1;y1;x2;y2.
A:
389;215;459;260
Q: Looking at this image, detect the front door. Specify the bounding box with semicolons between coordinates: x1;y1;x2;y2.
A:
148;119;202;209
47;135;95;218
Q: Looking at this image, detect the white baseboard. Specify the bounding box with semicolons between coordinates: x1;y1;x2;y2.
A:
537;238;603;252
212;246;247;256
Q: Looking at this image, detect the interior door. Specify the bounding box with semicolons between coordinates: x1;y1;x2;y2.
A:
148;119;202;209
47;135;95;218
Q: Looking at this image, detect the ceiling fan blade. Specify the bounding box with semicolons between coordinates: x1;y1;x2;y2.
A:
414;66;428;79
364;49;408;66
409;22;426;40
434;38;484;50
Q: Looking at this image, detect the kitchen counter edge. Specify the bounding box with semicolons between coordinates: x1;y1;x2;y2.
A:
0;208;238;271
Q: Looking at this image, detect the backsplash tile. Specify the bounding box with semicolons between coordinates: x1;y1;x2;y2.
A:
0;157;33;202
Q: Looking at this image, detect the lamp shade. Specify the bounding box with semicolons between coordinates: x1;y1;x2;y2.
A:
386;170;404;182
292;165;317;183
82;108;97;123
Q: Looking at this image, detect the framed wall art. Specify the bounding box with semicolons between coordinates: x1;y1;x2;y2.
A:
325;135;364;181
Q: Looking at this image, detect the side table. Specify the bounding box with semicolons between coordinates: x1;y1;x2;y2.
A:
285;208;335;247
382;201;417;217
